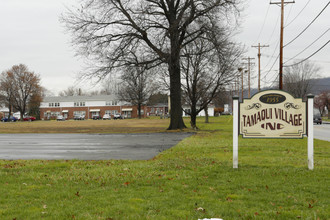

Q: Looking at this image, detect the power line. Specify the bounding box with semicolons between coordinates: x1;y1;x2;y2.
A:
254;4;271;44
284;28;330;64
284;4;294;26
270;75;279;88
284;1;330;47
284;40;330;67
262;39;280;70
285;0;312;27
270;0;295;90
266;13;281;45
261;54;279;80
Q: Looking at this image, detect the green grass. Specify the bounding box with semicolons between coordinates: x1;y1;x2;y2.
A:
322;117;330;122
0;116;329;219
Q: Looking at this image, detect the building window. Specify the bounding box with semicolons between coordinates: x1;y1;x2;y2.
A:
106;101;112;106
49;103;59;107
184;109;191;116
74;102;85;107
113;101;118;106
74;111;86;116
105;110;111;115
50;112;60;116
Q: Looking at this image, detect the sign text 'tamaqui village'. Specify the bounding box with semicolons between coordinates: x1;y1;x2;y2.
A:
239;90;306;138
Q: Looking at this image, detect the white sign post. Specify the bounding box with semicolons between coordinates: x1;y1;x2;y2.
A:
307;94;314;170
233;96;239;168
232;90;314;170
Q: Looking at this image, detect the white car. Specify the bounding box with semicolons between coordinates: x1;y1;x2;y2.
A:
102;114;111;120
113;114;123;119
56;115;65;121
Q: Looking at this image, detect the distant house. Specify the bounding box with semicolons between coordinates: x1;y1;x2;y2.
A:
182;104;215;117
40;95;147;120
146;103;169;116
0;107;9;118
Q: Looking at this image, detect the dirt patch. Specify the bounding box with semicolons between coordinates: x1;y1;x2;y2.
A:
0;118;173;133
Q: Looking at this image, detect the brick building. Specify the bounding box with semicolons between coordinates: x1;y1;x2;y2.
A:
40;95;147;120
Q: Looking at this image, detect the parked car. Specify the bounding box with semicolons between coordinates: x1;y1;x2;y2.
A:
92;115;102;120
102;114;111;120
23;116;36;121
56;115;65;121
113;114;123;120
1;116;18;122
74;114;85;120
313;115;322;124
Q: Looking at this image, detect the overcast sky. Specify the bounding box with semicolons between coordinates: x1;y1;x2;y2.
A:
0;0;329;95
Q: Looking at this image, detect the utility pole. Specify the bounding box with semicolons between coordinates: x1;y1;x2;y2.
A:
243;57;255;98
270;0;295;90
237;67;244;99
252;43;269;91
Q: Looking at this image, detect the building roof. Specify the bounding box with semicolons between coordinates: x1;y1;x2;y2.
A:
43;95;118;103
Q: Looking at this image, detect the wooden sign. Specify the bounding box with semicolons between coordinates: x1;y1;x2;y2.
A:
239;90;306;138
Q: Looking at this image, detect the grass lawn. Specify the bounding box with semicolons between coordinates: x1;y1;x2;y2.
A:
322;117;330;122
0;117;329;219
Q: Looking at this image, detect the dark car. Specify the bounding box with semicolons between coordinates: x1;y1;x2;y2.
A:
1;116;18;122
23;116;36;121
313;115;322;124
92;115;102;120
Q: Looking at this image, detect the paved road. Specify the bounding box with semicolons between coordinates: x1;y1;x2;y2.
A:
0;133;193;160
314;123;330;142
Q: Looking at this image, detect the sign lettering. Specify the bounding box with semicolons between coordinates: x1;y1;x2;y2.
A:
240;90;306;138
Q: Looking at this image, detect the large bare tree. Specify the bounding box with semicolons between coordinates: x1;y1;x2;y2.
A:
0;64;41;120
62;0;240;130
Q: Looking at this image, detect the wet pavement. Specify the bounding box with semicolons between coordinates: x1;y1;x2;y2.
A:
0;133;193;160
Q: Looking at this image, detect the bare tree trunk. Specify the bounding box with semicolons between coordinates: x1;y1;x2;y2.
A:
168;69;186;129
167;37;186;130
190;114;198;130
8;104;12;118
190;102;198;130
204;107;209;123
138;103;142;119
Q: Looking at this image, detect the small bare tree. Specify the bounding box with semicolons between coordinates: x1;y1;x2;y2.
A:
315;91;330;118
181;38;242;129
119;66;156;119
283;61;320;98
0;64;41;120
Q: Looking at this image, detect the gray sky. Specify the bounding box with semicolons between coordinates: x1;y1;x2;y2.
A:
237;0;330;88
0;0;329;95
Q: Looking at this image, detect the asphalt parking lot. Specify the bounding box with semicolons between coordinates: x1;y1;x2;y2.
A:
0;133;193;160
